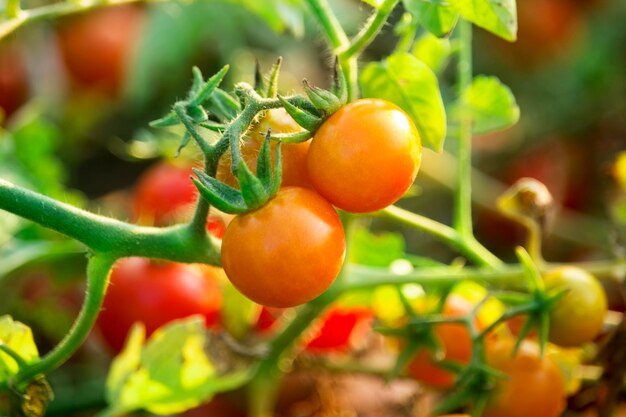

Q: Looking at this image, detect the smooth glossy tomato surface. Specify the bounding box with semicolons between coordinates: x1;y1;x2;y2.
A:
307;99;421;213
406;295;476;389
217;108;312;189
0;42;29;118
484;339;566;417
305;307;373;353
97;258;222;352
221;187;345;308
57;5;144;95
544;266;607;347
131;162;198;226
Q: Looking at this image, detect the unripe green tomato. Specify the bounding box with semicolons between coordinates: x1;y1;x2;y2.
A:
544;266;607;347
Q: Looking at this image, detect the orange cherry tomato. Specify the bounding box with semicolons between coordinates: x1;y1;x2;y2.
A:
221;187;345;307
217;108;312;189
484;338;566;417
407;295;477;389
307;98;421;213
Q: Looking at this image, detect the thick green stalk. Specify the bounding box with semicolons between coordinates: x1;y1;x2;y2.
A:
12;255;115;385
453;20;474;237
0;179;219;264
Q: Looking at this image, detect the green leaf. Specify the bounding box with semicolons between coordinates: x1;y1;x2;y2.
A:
412;32;452;72
106;317;251;415
221;281;262;340
350;228;405;267
360;53;447;152
448;0;517;41
614;152;626;192
454;76;520;134
402;0;458;37
0;316;39;382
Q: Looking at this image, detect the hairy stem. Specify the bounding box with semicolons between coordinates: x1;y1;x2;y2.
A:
340;0;399;59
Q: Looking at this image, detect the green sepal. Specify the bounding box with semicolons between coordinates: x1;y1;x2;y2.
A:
237;161;269;210
278;95;322;131
331;57;348;104
149;112;179;128
186;104;208;123
289;95;321;116
192;169;247;214
256;130;273;190
190;67;204;96
207;89;241;122
270;130;311;144
199;120;225;133
254;59;266;95
270;140;282;196
176;132;191;157
303;80;342;115
266;57;282;98
189;65;229;107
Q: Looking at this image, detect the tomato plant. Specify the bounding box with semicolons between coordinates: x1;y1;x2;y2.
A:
56;5;144;96
406;295;477;389
544;266;607;347
307;98;422;213
0;42;29;119
484;338;566;417
221;187;345;307
97;257;222;352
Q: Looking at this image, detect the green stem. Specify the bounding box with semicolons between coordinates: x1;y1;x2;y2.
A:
378;205;502;267
453;19;474;237
190;152;220;235
0;179;219;264
12;255;115;385
339;0;399;59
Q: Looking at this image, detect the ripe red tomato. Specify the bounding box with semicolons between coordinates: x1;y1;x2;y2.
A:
131;161;227;237
484;339;566;417
255;306;286;333
406;295;476;389
221;187;345;308
307;98;421;213
544;266;607;347
304;307;373;353
217;108;312;189
0;42;29;118
56;5;145;96
97;258;222;352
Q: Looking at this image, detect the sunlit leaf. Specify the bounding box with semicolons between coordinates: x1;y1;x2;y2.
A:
448;0;517;41
0;316;39;382
402;0;458;37
412;32;452;72
221;280;262;340
360;53;447;151
453;76;520;134
614;151;626;192
350;228;405;267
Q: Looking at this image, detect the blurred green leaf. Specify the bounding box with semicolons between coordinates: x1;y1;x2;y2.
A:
0;315;39;382
0;240;84;282
402;0;458;37
453;75;520;134
106;317;251;416
360;53;447;151
448;0;517;41
412;32;452;72
350;228;405;267
221;280;262;340
614;152;626;192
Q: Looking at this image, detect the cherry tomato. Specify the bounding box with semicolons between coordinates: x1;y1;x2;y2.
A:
0;42;29;118
56;5;144;96
307;98;421;213
217;108;312;189
305;307;373;353
484;339;566;417
544;266;607;347
221;187;345;308
255;306;286;333
97;258;222;352
131;161;227;237
406;295;476;389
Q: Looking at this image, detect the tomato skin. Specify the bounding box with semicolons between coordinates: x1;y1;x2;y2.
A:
484;339;566;417
97;258;222;352
217;108;312;189
305;307;373;353
0;43;29;118
57;5;144;95
544;266;607;347
221;187;345;308
406;295;476;389
307;99;421;213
